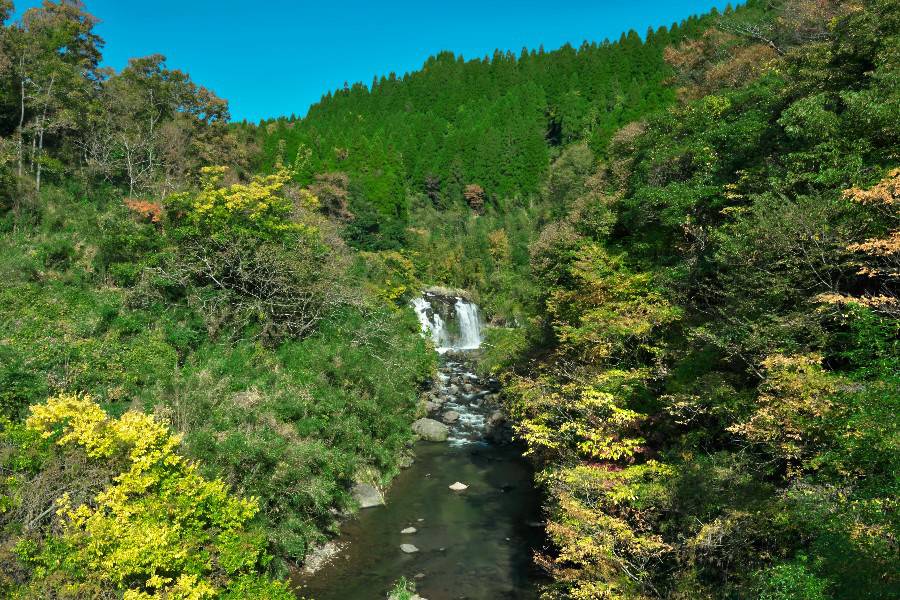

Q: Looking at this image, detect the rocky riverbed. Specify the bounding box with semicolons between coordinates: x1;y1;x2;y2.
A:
412;351;513;446
292;294;544;599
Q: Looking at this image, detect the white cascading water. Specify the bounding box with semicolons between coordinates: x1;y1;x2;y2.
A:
412;292;494;445
411;296;451;349
411;294;482;353
454;298;482;350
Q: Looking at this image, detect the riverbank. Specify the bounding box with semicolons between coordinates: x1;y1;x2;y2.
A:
293;440;545;600
294;295;546;599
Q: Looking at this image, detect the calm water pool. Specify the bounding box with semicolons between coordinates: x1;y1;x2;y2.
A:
294;441;546;600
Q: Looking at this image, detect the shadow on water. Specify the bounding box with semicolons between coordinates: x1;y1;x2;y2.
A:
295;294;547;599
293;441;546;600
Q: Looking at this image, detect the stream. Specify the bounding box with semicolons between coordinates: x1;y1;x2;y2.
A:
294;292;545;599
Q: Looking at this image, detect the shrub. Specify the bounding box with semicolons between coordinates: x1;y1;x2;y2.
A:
166;166;314;239
754;561;829;600
3;394;292;599
149;306;433;565
161;166;357;344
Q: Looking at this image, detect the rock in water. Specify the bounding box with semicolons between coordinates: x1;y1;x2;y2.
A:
442;410;460;424
351;482;384;509
485;410;513;444
400;543;419;553
412;418;449;442
401;526;417;534
389;592;427;600
449;481;469;491
301;541;343;574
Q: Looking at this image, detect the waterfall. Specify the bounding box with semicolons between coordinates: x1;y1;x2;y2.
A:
454;298;482;350
411;292;483;353
411;296;451;349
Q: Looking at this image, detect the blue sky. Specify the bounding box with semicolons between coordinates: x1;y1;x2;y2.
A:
12;1;732;122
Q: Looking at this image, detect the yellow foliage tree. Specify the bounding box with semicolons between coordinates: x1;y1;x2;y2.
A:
507;244;682;598
729;354;841;477
488;228;511;264
546;244;681;360
20;394;291;599
539;462;675;600
167;166;317;238
508;372;647;463
819;168;900;316
359;250;419;304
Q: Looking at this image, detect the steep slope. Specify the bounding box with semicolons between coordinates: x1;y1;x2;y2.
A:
244;6;738;249
501;0;900;598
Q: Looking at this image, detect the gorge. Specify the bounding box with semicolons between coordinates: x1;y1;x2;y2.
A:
295;293;545;599
1;1;897;598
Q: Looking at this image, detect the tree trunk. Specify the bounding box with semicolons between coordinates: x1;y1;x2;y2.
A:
36;126;44;192
148;89;155;175
29;131;36;172
123;136;135;196
35;74;55;193
17;63;25;178
14;64;26;220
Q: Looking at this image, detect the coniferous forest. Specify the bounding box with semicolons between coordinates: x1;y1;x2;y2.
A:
0;0;898;599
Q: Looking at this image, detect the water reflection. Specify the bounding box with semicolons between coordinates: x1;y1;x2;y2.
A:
294;442;545;600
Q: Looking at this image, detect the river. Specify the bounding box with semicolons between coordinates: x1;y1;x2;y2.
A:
293;293;545;599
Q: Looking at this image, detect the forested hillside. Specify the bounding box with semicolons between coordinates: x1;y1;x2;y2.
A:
0;0;898;599
254;0;899;598
0;2;431;597
500;0;900;597
245;7;729;249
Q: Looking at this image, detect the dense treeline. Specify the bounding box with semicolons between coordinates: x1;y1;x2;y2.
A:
0;2;432;597
244;6;738;249
494;1;899;598
0;1;247;206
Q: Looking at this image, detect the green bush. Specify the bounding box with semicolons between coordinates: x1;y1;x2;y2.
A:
755;561;829;600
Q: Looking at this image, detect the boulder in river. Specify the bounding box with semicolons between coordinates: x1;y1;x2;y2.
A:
485;410;513;444
301;541;343;574
401;526;417;534
442;410;460;424
412;418;449;442
351;482;384;509
449;481;469;491
389;592;427;600
400;543;419;553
